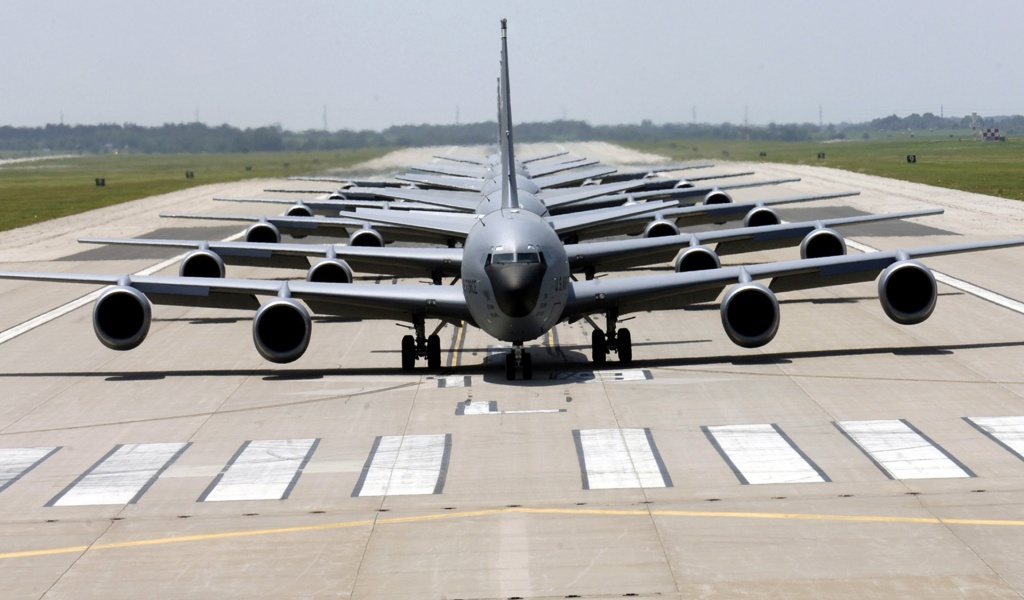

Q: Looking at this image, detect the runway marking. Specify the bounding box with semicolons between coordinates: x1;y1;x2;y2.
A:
456;401;565;415
351;434;452;497
703;424;830;485
845;238;1024;316
0;232;245;347
8;505;1024;561
835;420;974;480
965;416;1024;462
550;369;653;383
437;375;471;388
47;443;190;507
573;428;672;490
198;439;319;502
0;446;61;494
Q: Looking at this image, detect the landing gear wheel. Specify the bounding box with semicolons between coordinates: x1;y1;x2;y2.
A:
521;352;533;380
505;353;517;381
426;334;442;370
617;328;632;364
592;329;607;365
401;335;416;371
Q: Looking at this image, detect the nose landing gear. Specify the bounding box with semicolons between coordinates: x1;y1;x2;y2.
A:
505;342;533;380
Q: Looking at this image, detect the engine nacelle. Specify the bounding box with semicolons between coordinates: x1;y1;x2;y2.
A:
673;179;694;189
702;189;733;205
720;282;780;348
744;206;780;227
179;249;225;278
800;228;847;259
643;219;680;238
252;298;311;363
245;222;281;244
674;246;721;272
878;260;936;325
327;193;347;200
93;286;152;351
306;258;354;284
285;204;314;218
349;228;385;247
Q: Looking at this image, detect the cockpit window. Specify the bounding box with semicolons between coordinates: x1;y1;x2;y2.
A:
490;253;516;265
516;252;542;264
486;250;546;266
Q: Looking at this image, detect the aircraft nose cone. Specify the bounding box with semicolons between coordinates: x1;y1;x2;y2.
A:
485;263;546;318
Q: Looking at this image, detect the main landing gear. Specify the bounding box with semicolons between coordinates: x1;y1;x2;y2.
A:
504;342;533;381
400;316;443;371
590;308;632;365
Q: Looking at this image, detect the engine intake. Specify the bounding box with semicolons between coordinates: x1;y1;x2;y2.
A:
179;249;225;278
252;298;311;363
349;228;385;247
93;286;152;351
800;228;846;259
286;204;314;218
307;259;354;284
878;260;936;325
744;206;780;227
674;246;721;272
643;219;680;238
720;282;780;348
702;189;733;205
245;222;281;244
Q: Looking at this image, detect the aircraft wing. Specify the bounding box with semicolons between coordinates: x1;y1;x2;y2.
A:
408;163;493;178
545;201;680;237
536;179;657;206
532;165;618;189
356;187;481;212
521;150;569;164
342;208;479;239
526;158;597;177
394;173;487;191
562;238;1024;319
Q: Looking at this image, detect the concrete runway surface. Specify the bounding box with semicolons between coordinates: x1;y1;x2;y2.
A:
2;143;1024;598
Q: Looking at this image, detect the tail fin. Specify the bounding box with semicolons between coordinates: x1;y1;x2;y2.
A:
499;19;520;210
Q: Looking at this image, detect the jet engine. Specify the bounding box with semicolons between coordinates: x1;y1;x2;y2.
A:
93;286;152;351
252;298;311;363
800;228;846;259
720;282;780;348
327;193;347;200
285;204;314;218
743;206;780;227
306;258;354;284
179;249;225;278
642;218;680;238
674;246;721;272
245;221;281;244
348;228;385;247
702;189;733;205
877;260;936;325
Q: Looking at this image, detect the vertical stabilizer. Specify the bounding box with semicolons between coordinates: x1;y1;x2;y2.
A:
499;19;520;210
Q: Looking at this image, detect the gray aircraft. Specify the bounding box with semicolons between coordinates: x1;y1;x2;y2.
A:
1;20;1022;381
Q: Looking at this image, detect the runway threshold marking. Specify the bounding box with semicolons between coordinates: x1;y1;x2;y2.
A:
573;428;672;490
0;447;61;494
0;231;245;346
351;434;452;497
835;420;974;480
965;416;1024;462
47;443;191;507
7;505;1024;561
198;439;320;502
703;424;830;485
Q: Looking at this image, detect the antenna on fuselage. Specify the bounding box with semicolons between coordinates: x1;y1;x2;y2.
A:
499;18;520;211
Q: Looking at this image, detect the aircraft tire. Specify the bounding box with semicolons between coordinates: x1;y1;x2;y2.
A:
521;352;533;380
427;334;442;370
592;329;607;365
617;328;632;363
505;353;517;380
401;335;416;371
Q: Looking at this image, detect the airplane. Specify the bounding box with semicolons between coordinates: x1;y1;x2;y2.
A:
1;19;1021;382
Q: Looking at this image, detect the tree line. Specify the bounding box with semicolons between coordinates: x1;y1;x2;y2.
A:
1;113;1020;155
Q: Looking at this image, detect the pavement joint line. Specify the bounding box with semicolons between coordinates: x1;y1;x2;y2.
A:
4;506;1024;561
0;231;245;346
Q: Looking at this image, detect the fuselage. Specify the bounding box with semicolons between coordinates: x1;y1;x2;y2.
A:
460;206;569;342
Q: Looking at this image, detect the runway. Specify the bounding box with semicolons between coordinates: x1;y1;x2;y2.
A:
3;144;1024;598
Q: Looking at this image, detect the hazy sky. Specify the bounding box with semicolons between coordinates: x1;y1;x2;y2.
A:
3;0;1022;131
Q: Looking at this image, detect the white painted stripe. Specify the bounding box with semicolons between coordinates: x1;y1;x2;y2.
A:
837;420;971;480
0;231;244;346
576;428;670;490
51;443;189;506
552;369;652;383
456;401;565;416
200;439;318;502
967;416;1024;460
354;434;450;496
845;238;1024;316
705;424;827;484
0;447;60;493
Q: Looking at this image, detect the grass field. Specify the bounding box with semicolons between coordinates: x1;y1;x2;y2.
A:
0;149;389;232
627;133;1024;201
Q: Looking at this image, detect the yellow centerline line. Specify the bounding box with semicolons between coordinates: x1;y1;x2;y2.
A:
4;506;1024;561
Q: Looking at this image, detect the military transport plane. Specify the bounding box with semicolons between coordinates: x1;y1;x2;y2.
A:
1;20;1022;381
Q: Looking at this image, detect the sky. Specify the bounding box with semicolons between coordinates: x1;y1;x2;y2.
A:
3;0;1023;131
